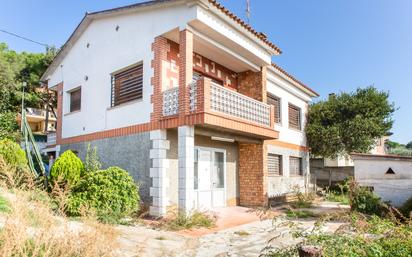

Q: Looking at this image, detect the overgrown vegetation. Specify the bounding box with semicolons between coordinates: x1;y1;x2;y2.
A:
163;211;216;231
400;197;412;218
0;139;28;169
50;150;84;187
286;209;317;219
290;185;315;209
325;178;350;205
67;166;140;223
84;143;101;173
349;180;384;216
386;140;412;157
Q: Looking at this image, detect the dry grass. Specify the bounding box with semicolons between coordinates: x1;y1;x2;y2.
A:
0;189;119;257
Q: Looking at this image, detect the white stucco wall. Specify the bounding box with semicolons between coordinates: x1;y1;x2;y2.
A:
47;4;197;138
266;69;311;147
353;156;412;206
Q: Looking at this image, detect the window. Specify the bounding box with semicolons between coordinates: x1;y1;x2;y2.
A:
111;63;143;106
267;93;281;123
288;104;301;130
268;153;282;176
69;87;81;112
289;157;303;176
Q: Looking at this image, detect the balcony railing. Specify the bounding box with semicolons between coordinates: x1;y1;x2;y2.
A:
209;82;271;126
162;87;179;116
46;132;56;146
162;80;273;127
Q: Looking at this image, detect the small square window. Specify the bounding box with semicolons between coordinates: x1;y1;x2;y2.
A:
69;88;81;112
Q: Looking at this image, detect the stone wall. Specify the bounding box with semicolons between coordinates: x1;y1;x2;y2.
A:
60;132;151;203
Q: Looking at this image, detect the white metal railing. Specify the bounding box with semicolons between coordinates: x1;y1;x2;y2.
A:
47;132;56;146
210;82;271;126
162;87;179;116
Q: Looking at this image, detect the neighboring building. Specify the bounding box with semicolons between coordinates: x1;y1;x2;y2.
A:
352;153;412;207
41;0;318;216
17;107;57;152
312;135;390;187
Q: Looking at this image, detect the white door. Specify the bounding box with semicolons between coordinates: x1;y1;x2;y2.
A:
194;148;226;210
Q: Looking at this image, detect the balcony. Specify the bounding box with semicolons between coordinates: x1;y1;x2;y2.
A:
162;78;277;139
46;132;56;146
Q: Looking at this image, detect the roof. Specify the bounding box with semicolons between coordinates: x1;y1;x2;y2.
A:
207;0;281;54
351;153;412;161
42;0;282;82
271;63;319;97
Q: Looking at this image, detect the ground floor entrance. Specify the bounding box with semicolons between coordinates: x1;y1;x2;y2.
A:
193;147;226;210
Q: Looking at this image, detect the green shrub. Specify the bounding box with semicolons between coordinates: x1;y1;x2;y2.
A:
165;211;216;231
349;181;383;216
50;150;84;186
0;139;27;169
67;166;139;222
400;197;412;218
286;209;317;219
84;143;101;173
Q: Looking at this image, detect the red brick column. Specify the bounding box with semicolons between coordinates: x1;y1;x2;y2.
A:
55;83;63;144
151;36;169;122
196;77;211;113
238;142;268;207
178;30;193;119
238;66;268;103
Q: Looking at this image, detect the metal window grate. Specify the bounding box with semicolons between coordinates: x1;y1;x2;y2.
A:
268;153;282;176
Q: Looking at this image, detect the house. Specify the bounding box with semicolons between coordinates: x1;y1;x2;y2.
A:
40;0;318;217
311;135;390;187
17;107;57;153
352;153;412;207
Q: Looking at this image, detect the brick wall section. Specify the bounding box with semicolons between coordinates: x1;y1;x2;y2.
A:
178;30;193;119
55;83;63;142
150;36;169;122
238;66;267;103
238;142;268;206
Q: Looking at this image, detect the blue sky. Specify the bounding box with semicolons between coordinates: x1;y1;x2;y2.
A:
1;0;411;143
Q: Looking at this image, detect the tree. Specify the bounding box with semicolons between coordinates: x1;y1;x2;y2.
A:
306;86;395;158
0;42;57;141
406;141;412;149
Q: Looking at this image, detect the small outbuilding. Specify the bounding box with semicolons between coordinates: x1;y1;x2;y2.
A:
351;153;412;207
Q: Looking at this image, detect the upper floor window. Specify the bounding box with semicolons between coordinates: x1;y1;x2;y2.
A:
288;103;301;130
289;156;303;176
267;93;281;124
111;62;143;107
69;87;81;112
268;153;282;176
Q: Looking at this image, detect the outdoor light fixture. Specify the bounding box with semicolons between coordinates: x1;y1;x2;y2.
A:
211;136;235;143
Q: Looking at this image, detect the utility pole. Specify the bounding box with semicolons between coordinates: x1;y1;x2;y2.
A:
21;81;27;132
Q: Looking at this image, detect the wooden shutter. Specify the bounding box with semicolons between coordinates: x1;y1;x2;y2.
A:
70;88;81;112
288;104;301;130
289;157;302;176
268;154;282;176
112;63;143;106
267;94;281;123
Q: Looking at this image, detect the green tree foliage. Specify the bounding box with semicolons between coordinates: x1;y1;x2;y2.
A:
406;141;412;149
67;167;140;222
0;139;27;169
0;43;57;141
306;87;395;158
50;150;84;186
84;144;101;173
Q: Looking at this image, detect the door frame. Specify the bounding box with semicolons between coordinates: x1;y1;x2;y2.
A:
194;146;227;209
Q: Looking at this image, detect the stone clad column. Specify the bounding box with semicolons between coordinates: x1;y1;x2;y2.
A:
149;130;170;217
178;125;195;213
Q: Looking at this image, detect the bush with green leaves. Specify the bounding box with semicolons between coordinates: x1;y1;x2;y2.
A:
84;143;101;173
349;181;383;216
400;197;412;218
50;150;84;186
0;139;27;169
67;166;139;222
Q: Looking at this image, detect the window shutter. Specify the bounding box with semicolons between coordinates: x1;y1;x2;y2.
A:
288;104;301;130
268;154;282;176
112;63;143;106
289;157;302;176
70;88;81;112
267;94;281;123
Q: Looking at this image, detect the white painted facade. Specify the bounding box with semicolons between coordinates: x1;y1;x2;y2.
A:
353;154;412;207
